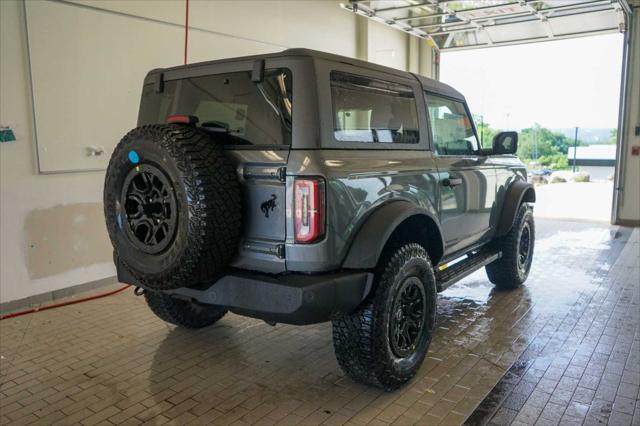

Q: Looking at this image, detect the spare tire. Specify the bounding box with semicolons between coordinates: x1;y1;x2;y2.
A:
103;124;241;290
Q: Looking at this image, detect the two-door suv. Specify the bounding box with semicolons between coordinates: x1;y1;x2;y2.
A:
104;49;535;390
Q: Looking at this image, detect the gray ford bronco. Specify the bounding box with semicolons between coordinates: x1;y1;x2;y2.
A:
104;49;535;390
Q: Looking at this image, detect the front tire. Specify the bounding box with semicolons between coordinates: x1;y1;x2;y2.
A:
332;243;437;391
486;203;535;289
144;291;227;329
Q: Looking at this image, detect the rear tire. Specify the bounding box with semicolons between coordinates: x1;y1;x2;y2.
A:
332;243;437;391
486;203;535;289
144;291;227;329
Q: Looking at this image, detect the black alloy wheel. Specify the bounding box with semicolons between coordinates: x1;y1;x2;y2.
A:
389;277;426;358
121;164;177;254
517;222;532;274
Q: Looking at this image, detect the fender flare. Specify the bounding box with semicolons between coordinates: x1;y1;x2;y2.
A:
342;201;444;269
496;181;536;237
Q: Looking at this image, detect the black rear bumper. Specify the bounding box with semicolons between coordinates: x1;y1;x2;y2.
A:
118;263;373;325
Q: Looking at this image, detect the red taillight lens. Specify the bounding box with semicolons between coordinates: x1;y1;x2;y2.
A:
166;114;198;124
294;178;325;244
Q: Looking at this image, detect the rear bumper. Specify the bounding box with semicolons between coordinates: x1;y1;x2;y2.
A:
117;263;373;325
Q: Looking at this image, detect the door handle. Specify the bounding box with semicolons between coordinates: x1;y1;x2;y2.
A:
442;177;463;187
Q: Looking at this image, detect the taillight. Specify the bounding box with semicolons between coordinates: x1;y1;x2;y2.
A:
166;114;198;124
294;178;325;244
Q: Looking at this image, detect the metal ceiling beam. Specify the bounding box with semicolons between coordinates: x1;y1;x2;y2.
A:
394;1;539;26
536;0;612;15
519;1;554;39
423;0;497;45
372;1;435;13
425;4;617;36
440;26;620;52
422;0;483;31
386;1;525;18
343;0;629;51
418;0;616;36
411;10;533;30
618;0;631;15
406;0;611;31
394;11;451;23
341;1;441;50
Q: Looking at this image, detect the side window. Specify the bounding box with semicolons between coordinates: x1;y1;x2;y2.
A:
330;71;419;144
425;93;479;155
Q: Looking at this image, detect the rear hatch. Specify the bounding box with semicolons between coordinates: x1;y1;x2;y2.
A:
137;67;292;273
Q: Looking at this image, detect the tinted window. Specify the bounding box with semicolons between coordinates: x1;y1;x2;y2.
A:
426;93;478;155
138;69;292;146
330;71;419;144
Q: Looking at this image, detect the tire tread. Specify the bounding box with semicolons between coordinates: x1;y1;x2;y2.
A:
332;243;436;391
485;203;534;289
104;125;241;290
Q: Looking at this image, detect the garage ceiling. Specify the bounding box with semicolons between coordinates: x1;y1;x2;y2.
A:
342;0;631;51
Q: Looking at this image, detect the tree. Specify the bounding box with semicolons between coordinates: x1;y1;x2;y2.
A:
470;120;581;171
608;128;617;144
516;123;582;161
518;124;560;159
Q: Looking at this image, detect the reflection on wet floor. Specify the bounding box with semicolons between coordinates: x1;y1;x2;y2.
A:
0;219;637;425
464;221;638;426
440;222;619;307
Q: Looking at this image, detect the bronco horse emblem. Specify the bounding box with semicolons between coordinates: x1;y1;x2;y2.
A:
260;194;277;218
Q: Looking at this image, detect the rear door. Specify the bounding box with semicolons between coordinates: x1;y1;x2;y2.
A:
138;63;294;273
424;92;497;256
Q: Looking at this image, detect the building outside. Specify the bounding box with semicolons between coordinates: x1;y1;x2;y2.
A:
567;144;617;181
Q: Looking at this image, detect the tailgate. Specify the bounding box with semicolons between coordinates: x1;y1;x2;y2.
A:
227;150;289;273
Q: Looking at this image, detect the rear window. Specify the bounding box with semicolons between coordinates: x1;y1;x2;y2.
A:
330;71;419;144
138;68;292;146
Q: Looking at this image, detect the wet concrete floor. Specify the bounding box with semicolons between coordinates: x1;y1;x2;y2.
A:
0;219;638;425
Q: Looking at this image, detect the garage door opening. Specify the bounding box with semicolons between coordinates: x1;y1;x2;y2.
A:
440;33;624;222
343;0;633;224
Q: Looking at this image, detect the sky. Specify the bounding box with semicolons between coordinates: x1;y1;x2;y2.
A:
440;33;624;131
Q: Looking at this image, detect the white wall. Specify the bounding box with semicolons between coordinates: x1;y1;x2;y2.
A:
368;21;409;71
615;8;640;225
24;0;361;173
1;0;117;304
0;0;433;304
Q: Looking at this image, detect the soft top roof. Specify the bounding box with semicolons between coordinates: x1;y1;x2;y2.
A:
150;48;464;101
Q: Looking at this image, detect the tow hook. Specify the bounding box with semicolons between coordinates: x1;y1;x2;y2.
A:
134;287;146;296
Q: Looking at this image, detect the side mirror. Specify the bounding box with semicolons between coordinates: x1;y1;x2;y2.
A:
492;131;518;155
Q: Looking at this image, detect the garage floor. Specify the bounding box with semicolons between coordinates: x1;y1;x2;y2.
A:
1;219;638;426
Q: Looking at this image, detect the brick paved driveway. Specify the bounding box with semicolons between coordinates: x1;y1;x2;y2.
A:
0;219;638;425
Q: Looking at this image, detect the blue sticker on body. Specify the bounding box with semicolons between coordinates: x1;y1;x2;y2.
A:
128;150;140;164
